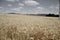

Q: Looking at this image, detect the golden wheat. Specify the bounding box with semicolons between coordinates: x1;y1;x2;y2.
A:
0;14;60;40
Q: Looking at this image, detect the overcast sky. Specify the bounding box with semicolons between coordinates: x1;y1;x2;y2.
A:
0;0;59;14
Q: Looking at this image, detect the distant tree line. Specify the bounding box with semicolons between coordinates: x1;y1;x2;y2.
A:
9;13;16;14
46;13;59;17
26;13;59;17
8;13;59;17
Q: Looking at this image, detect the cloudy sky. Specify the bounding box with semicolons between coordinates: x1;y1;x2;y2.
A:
0;0;59;14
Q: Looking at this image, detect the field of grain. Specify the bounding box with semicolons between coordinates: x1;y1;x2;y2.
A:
0;14;60;40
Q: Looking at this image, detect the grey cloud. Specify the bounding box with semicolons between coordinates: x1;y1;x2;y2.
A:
0;0;59;14
23;0;39;6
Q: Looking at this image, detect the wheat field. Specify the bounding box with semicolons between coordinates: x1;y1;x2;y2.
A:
0;14;60;40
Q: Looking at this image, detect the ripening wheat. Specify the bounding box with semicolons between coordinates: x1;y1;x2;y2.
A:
0;14;60;40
